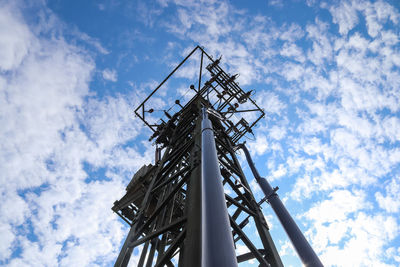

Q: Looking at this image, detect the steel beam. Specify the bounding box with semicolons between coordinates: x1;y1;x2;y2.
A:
182;116;202;267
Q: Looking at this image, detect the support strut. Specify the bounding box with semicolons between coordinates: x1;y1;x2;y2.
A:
239;144;324;267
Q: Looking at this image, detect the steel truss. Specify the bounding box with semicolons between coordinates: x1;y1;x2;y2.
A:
112;46;284;267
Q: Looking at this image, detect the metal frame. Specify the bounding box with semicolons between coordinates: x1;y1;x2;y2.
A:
113;47;290;266
134;45;265;145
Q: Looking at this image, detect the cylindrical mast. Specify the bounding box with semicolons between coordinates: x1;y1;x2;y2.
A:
201;108;238;267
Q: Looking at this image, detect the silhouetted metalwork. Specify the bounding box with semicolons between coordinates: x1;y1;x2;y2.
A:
112;46;322;266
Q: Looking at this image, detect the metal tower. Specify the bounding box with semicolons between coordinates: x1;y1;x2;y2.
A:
112;46;323;267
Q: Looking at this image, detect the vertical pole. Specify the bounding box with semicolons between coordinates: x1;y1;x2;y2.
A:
155;146;161;164
198;51;204;91
201;108;238;267
138;241;149;267
145;240;157;267
183;116;202;267
240;144;324;267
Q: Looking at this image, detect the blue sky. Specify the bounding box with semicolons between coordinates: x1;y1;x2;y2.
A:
1;0;400;266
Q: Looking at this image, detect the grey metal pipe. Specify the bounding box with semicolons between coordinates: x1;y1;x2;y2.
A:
201;108;238;267
239;144;323;267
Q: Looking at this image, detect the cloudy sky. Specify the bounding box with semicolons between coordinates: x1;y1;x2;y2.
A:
1;0;400;266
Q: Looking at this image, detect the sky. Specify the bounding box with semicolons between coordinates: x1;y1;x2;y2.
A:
0;0;400;266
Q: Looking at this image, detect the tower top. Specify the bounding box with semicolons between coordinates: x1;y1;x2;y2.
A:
134;46;265;147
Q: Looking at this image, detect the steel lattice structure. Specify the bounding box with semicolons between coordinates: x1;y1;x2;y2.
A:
112;46;323;267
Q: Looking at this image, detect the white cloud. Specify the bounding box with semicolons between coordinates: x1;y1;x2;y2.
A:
102;68;118;82
268;0;284;8
264;214;274;230
279;23;305;42
0;2;154;266
327;0;359;35
380;116;400;143
0;5;93;194
317;212;399;266
305;189;370;223
270;164;287;181
247;134;269;156
290;175;315;200
282;62;304;81
362;1;393;38
76;31;109;55
280;42;305;63
0;2;32;71
269;125;286;140
306;19;333;65
0;223;15;260
386;247;400;263
279;240;295;257
256;91;286;115
375;176;400;213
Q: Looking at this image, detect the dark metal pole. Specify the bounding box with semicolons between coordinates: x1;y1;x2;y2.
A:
239;144;324;267
182;115;202;267
201;108;238;267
